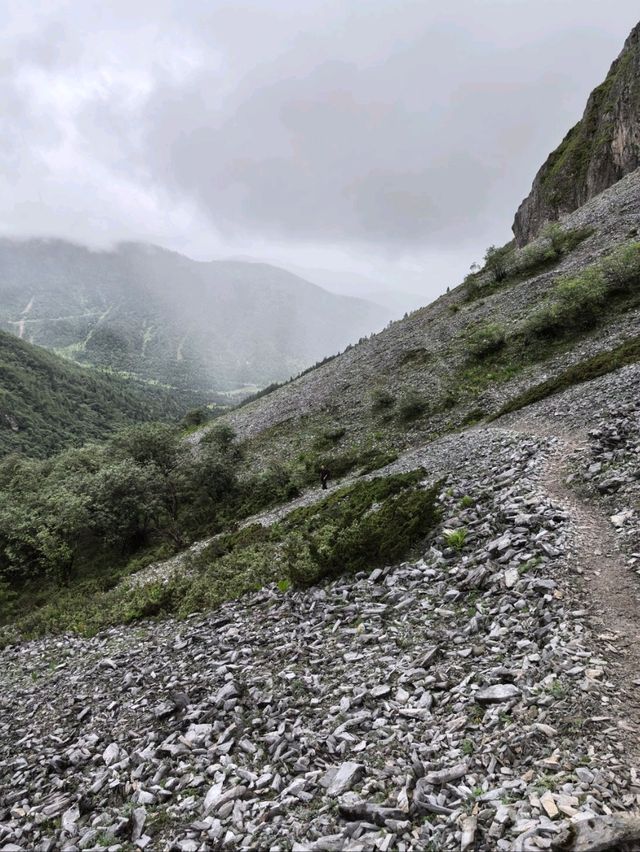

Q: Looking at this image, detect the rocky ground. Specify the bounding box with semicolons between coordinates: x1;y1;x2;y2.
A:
196;169;640;467
3;366;640;850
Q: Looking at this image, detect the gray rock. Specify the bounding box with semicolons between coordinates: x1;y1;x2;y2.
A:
475;684;521;704
324;763;365;797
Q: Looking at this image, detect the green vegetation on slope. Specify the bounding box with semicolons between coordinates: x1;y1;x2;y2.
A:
465;224;594;302
493;335;640;418
459;240;640;415
0;411;410;639
0;330;204;458
0;467;440;642
522;241;640;339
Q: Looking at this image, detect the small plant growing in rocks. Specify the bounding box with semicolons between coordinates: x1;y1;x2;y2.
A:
443;528;468;551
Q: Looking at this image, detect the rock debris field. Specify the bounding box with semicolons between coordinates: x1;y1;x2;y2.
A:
4;367;640;851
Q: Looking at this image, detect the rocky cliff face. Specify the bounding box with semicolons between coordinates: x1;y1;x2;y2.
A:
513;21;640;246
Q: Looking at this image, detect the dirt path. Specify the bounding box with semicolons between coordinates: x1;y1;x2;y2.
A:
130;411;640;753
506;415;640;759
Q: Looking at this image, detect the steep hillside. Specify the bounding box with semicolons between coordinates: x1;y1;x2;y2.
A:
513;22;640;245
6;23;640;852
0;329;194;457
4;365;640;850
0;240;389;394
202;169;640;481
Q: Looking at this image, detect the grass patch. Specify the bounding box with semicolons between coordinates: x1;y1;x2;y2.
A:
492;335;640;419
444;528;468;551
465;225;593;302
467;322;507;360
523;241;640;340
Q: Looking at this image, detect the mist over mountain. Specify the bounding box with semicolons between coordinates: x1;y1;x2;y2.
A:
0;239;390;394
227;256;426;318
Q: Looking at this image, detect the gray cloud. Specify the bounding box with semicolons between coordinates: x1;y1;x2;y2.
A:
0;0;638;294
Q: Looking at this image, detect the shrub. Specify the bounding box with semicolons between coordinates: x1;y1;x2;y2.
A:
313;427;347;451
357;449;398;475
467;323;507;359
182;407;211;429
397;390;427;422
517;241;557;272
484;244;515;282
601;241;640;292
541;222;593;255
517;224;593;275
524;266;607;339
203;422;237;451
285;475;441;586
463;271;482;300
371;388;396;410
239;464;301;515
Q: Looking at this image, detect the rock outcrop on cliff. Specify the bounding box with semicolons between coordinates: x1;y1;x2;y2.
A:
513;22;640;246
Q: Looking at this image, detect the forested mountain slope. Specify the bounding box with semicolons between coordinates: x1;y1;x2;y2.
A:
0;329;191;457
0;240;389;393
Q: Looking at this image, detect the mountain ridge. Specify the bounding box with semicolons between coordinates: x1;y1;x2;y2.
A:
0;238;390;395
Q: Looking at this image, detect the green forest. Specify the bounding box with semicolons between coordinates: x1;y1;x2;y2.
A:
0;329;209;457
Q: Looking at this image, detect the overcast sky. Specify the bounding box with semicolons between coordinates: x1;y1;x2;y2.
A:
1;1;638;298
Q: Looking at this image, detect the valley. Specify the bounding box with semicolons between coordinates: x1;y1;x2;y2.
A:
0;242;390;397
2;15;640;852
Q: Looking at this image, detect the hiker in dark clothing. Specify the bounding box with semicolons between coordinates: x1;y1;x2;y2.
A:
320;465;330;490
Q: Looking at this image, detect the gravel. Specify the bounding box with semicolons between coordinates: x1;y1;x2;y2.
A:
3;405;640;850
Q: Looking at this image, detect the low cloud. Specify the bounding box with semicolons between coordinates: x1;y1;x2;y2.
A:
0;0;638;292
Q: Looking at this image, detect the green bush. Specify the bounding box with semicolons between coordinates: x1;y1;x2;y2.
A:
524;267;607;339
467;322;507;359
397;390;427;422
484;244;515;282
313;427;347;451
358;449;398;474
284;473;441;586
371;388;396;410
239;464;301;515
182;407;211;429
601;241;640;292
